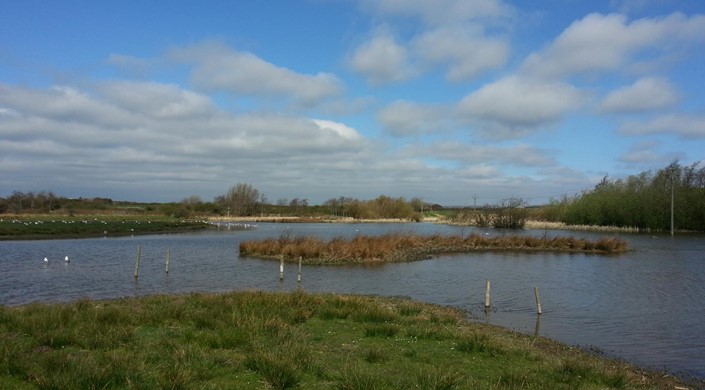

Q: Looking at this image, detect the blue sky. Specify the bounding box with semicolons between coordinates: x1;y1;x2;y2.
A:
1;0;704;206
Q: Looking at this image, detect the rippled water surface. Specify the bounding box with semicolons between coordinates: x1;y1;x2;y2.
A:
1;223;704;379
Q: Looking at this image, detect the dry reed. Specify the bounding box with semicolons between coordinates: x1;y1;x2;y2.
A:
239;233;629;265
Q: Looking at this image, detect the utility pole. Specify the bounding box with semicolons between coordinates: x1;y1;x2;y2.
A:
670;173;674;237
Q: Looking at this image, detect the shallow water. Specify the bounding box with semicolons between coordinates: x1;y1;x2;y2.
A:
1;222;703;379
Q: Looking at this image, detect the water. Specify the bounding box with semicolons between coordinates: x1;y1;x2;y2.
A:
1;222;704;380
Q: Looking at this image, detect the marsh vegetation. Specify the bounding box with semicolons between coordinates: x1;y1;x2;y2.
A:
239;232;629;265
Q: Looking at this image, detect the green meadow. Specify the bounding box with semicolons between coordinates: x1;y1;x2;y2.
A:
0;290;690;389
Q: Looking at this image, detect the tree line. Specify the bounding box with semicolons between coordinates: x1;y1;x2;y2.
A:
213;183;435;220
539;161;705;232
1;183;439;221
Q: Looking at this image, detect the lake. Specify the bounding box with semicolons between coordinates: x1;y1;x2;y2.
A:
1;222;703;380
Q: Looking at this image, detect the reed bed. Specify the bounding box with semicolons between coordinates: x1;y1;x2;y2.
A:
239;233;629;265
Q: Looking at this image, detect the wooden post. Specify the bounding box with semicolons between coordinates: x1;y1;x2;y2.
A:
484;280;491;309
165;249;170;273
134;245;141;278
297;256;302;283
534;287;542;315
279;255;284;281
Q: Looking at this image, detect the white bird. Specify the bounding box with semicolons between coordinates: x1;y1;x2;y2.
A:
64;256;70;263
44;257;49;262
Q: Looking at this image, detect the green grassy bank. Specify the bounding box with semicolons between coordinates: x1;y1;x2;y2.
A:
0;291;692;389
0;215;211;240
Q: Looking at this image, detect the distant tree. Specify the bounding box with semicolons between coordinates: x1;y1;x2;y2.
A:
410;197;425;212
216;183;261;216
492;197;528;229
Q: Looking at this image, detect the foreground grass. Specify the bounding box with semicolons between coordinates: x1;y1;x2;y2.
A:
0;291;690;389
0;215;211;240
240;233;629;265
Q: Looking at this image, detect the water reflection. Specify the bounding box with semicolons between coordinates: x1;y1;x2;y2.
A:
1;223;704;380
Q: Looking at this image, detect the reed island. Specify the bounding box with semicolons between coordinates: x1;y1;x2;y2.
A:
239;233;629;265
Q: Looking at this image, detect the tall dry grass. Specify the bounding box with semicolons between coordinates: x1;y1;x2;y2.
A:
239;233;629;264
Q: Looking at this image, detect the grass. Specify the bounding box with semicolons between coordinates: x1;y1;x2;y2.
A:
239;232;629;264
0;215;211;240
0;290;694;389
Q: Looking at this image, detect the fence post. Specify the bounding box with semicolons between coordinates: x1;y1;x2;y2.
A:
279;255;284;281
134;245;141;278
484;280;491;309
534;287;542;315
297;256;302;283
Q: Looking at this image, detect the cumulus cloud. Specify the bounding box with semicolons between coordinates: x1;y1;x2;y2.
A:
618;141;663;163
97;81;215;120
599;77;679;113
406;141;556;167
617;114;705;138
367;0;514;25
522;12;705;78
0;82;371;199
170;41;343;106
412;26;509;82
378;100;449;137
348;29;415;85
457;76;585;138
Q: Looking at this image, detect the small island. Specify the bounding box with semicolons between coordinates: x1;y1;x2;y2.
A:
239;233;629;265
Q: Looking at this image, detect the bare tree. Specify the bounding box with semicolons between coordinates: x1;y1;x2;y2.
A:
217;183;261;216
493;197;528;229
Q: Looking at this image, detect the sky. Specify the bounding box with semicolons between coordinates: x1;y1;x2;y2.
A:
1;0;704;206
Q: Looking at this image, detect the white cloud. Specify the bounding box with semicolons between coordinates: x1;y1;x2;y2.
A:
457;76;585;138
0;83;372;198
170;42;343;106
412;25;509;82
368;0;514;25
311;119;363;141
599;77;679;113
98;81;215;119
618;141;663;163
378;100;449;137
405;141;556;167
522;12;705;78
618;114;705;138
348;29;415;85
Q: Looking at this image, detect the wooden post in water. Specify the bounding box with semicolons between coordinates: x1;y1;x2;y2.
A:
279;255;284;281
484;280;491;309
297;256;302;283
165;249;170;273
534;287;542;315
134;245;141;278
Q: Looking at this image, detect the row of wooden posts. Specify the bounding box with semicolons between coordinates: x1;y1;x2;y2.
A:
133;245;170;278
133;246;543;314
484;280;543;315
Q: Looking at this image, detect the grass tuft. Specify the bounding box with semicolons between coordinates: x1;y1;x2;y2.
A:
364;323;399;338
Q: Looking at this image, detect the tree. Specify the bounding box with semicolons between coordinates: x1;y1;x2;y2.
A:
216;183;261;217
492;197;528;229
